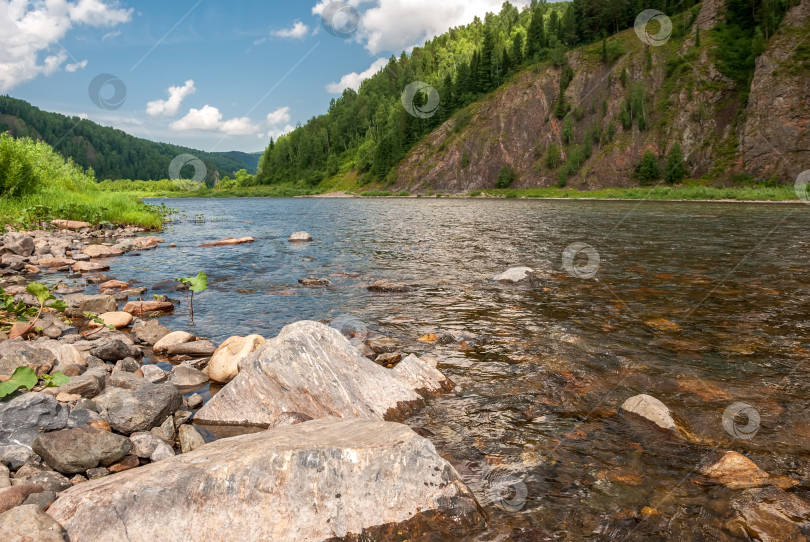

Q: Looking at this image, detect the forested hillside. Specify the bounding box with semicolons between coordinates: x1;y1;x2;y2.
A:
0;96;260;181
256;0;805;192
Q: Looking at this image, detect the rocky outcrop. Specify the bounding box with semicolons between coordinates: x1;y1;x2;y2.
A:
740;0;810;183
196;321;447;427
47;418;485;541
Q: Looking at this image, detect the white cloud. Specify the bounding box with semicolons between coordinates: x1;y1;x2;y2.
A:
0;0;133;91
102;29;121;40
65;59;88;72
221;116;259;136
170;105;259;136
146;79;197;117
313;0;529;54
267;124;295;139
266;106;291;126
272;20;310;40
326;57;387;94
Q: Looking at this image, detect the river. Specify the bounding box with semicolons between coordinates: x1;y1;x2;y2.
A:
97;197;810;540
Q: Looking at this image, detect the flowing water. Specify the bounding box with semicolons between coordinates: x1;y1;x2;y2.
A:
98;198;810;540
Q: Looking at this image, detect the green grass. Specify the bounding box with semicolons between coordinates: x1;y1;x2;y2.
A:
473;184;800;201
0;134;163;229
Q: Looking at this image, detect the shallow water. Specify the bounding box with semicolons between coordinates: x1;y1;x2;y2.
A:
96;198;810;539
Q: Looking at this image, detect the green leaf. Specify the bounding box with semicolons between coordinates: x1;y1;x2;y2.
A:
177;272;208;293
0;367;39;398
47;300;67;312
26;282;51;305
42;372;70;388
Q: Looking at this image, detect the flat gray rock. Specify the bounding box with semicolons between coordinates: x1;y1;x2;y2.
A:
94;383;182;434
0;393;68;469
195;321;432;427
33;427;132;474
47;418;484;541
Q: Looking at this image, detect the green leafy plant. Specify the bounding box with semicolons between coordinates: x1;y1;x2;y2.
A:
6;282;66;339
175;271;208;323
0;367;38;398
0;366;70;399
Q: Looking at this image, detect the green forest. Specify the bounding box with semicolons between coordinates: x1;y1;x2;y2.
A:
0;96;260;182
255;0;796;189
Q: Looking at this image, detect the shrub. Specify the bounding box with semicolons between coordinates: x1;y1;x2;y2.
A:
545;143;562;169
496;165;517;188
635;150;661;185
665;142;688;183
461;151;471;168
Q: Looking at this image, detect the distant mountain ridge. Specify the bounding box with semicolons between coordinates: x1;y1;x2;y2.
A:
0;96;261;181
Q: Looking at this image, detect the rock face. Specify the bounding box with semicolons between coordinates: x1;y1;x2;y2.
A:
621;394;676;431
208;335;266;383
32;427;133;474
47;418;484;541
0;504;66;541
740;0;810;183
196;321;441;427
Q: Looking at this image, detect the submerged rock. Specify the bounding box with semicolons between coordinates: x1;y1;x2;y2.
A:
195;321;447;427
47;418;484;541
730;486;810;542
199;237;255;247
367;280;410;293
621;394;676;431
700;451;798;490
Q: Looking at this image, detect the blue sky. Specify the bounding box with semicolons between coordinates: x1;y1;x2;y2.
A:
1;0;531;153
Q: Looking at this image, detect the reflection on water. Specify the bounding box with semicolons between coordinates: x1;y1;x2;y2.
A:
102;198;810;539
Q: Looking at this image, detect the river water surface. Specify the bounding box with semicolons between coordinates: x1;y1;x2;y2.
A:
100;198;810;540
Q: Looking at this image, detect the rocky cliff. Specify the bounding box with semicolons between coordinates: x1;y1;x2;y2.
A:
393;0;810;193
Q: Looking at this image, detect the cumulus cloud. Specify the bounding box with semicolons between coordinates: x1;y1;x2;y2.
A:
326;57;387;94
146;79;197;117
0;0;133;91
170;105;259;136
272;20;310;40
65;59;88;72
313;0;529;54
264;106;295;139
266;106;291;126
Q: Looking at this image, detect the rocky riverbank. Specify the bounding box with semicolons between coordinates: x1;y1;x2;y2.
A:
0;223;484;540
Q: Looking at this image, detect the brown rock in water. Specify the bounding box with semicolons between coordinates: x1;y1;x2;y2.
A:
195;321;451;427
376;352;402;365
72;261;110;273
700;451;798;490
99;280;130;290
152;331;196;353
368;280;410;293
83;245;123;259
644;318;682;332
134;237;163;250
122;300;174;316
47;418;485;542
199;237;254;248
36;257;77;268
729;486;810;542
